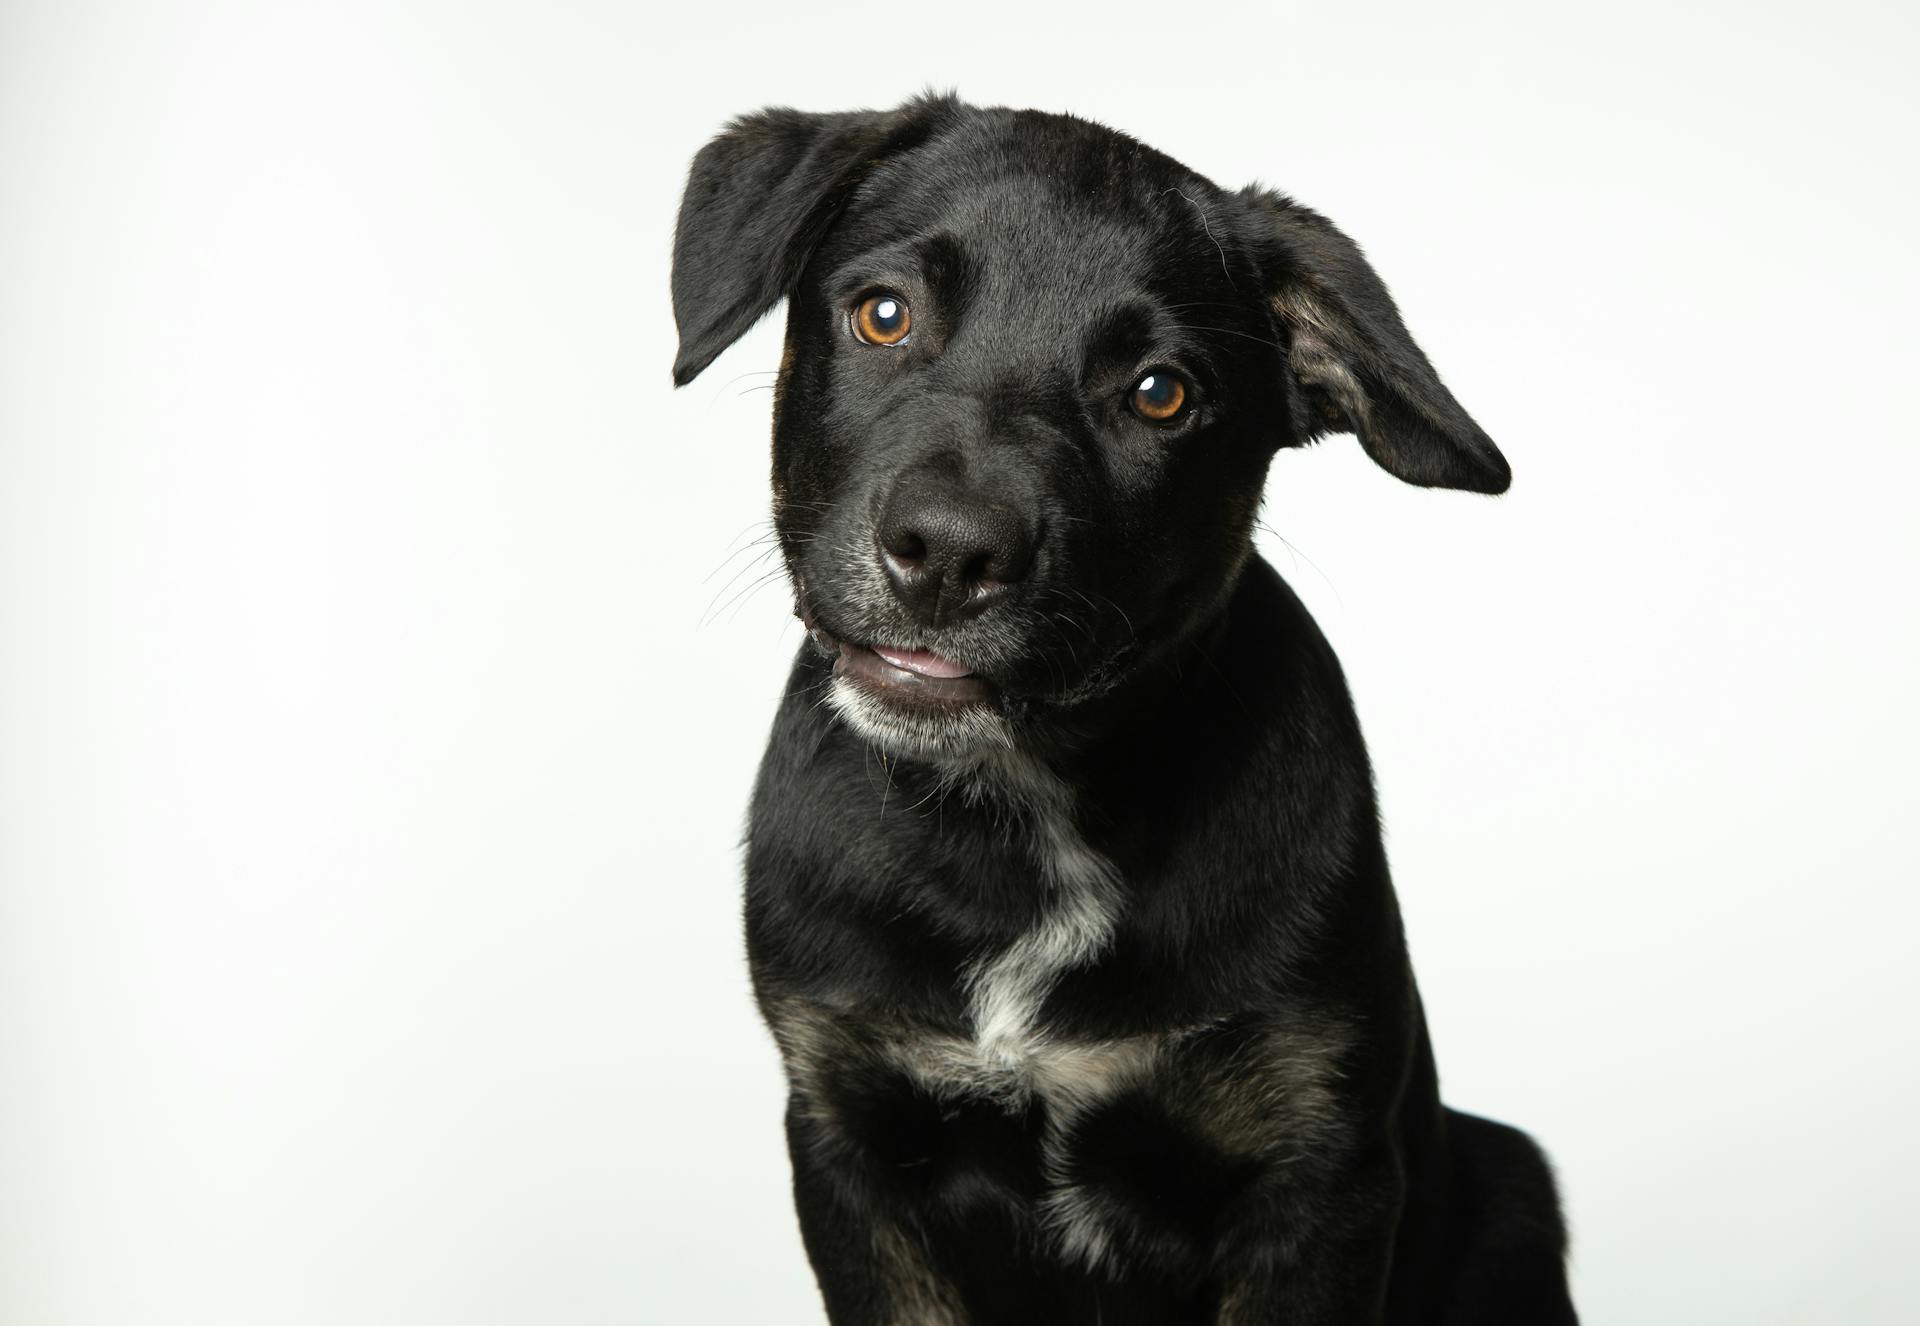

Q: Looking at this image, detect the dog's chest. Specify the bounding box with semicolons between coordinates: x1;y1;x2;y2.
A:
954;761;1127;1057
765;763;1354;1269
767;994;1174;1168
771;989;1353;1276
888;1023;1163;1117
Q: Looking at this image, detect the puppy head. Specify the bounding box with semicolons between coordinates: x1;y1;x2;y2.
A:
672;96;1507;764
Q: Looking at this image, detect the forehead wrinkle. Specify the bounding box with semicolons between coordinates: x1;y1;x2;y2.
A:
1079;299;1164;384
929;192;1165;378
913;231;974;326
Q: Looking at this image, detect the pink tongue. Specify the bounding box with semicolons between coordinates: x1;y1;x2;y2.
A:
872;645;974;679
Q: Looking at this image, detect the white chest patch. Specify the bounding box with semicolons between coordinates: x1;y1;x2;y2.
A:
887;1028;1161;1119
956;759;1124;1075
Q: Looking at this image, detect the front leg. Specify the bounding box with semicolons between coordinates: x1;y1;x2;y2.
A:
785;1094;972;1326
1213;1144;1406;1325
1038;1012;1406;1324
765;997;983;1325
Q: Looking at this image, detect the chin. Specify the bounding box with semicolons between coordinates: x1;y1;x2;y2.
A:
803;606;1028;764
823;672;1019;764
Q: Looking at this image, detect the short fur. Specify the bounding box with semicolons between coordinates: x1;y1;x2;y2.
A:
671;94;1575;1324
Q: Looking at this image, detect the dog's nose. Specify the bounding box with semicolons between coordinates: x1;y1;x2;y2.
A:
876;489;1035;627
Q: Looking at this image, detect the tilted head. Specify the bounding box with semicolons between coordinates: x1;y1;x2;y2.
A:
672;95;1507;764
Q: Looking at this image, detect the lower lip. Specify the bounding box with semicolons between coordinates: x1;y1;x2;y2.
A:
832;641;995;708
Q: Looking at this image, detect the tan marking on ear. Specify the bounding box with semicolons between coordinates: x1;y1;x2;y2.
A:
1272;287;1370;434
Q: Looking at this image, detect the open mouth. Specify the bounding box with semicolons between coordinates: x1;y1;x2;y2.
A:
835;639;995;708
807;619;995;709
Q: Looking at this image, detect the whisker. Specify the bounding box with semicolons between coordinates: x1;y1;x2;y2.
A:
702;560;788;627
702;529;782;584
719;565;793;624
699;544;781;623
1255;521;1341;604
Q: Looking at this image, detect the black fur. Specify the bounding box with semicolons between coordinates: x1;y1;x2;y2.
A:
672;94;1575;1324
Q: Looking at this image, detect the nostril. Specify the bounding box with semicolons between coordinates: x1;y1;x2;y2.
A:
882;527;928;566
978;537;1035;589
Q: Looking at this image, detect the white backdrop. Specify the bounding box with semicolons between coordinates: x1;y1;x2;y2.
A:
4;1;1916;1322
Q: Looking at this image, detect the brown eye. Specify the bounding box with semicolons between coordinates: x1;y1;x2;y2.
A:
853;293;911;345
1131;370;1188;422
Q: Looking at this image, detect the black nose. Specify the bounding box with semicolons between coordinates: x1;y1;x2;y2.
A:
876;487;1036;627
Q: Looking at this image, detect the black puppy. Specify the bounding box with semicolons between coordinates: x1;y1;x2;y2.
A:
671;95;1576;1325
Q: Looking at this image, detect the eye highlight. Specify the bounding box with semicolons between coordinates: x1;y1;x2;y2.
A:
1131;370;1189;423
852;292;911;346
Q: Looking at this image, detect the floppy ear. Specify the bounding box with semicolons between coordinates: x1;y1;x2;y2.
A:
671;98;954;386
1241;187;1510;494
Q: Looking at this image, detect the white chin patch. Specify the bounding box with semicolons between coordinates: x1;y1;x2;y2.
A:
824;675;1017;764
